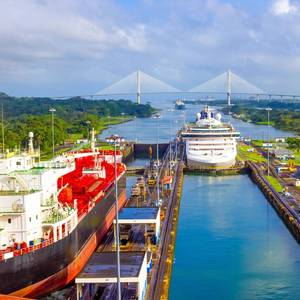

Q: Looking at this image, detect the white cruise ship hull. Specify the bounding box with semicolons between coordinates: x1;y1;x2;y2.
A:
186;152;236;170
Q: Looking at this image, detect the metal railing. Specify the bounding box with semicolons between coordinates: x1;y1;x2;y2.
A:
0;203;25;214
0;237;53;261
0;226;72;261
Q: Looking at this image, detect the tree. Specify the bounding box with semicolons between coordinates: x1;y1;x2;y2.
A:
287;137;300;153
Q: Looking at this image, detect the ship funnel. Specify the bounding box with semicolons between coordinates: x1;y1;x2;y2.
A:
28;132;34;154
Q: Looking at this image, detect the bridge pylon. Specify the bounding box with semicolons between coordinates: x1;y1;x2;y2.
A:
227;69;232;106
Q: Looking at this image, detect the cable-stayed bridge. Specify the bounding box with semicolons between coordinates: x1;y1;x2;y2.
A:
97;70;180;104
189;70;264;94
96;69;300;106
189;70;264;105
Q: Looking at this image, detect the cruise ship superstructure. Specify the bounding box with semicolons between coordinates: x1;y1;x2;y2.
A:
181;106;240;169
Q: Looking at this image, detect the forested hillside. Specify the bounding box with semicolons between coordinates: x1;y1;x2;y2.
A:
0;93;155;153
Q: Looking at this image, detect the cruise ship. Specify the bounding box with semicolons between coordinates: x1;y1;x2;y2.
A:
0;131;126;298
181;106;240;169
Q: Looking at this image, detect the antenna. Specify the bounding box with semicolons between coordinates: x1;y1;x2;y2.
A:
136;69;141;104
227;69;231;106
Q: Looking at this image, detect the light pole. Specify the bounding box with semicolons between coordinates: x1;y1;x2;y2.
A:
266;107;272;176
86;121;91;141
1;103;4;155
49;108;56;159
169;109;173;175
153;113;161;206
105;134;124;300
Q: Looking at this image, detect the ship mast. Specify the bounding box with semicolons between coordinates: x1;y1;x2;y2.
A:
136;69;141;104
227;69;232;106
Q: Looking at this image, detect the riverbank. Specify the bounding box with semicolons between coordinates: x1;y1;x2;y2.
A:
222;104;300;135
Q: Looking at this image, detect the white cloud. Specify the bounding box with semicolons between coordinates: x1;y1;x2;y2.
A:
1;0;300;95
270;0;298;16
0;1;148;63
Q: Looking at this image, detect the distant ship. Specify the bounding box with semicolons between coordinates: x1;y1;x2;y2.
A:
175;99;186;110
0;131;126;298
181;106;240;169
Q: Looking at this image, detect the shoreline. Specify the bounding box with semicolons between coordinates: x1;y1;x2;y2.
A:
41;115;135;159
220;109;298;136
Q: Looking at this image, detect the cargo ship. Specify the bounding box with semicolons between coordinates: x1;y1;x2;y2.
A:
181;106;240;169
175;99;186;110
0;131;126;298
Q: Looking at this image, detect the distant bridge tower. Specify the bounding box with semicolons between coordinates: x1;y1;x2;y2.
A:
136;69;141;104
227;69;232;106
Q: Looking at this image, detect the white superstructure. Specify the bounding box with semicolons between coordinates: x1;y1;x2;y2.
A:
0;133;77;253
181;106;240;169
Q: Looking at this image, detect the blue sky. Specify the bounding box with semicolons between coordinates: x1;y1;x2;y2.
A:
0;0;300;96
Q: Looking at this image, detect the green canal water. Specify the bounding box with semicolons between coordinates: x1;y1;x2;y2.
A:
169;175;300;300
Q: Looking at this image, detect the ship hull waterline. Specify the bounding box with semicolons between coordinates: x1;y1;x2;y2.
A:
186;158;236;170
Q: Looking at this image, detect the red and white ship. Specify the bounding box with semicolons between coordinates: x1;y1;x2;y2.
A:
0;131;126;298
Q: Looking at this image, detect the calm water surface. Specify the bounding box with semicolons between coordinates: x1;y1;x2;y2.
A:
100;104;293;143
169;175;300;300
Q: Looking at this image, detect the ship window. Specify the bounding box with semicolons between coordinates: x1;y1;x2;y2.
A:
36;215;38;220
8;218;11;224
29;217;31;222
16;161;21;166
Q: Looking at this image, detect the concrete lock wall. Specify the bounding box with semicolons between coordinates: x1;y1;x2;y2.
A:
138;254;148;300
133;143;169;159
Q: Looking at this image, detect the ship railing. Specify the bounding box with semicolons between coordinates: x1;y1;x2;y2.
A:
0;190;32;196
35;162;69;169
0;204;25;214
41;198;56;207
0;228;73;261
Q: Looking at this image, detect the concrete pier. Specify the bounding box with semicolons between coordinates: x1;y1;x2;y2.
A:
248;161;300;243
